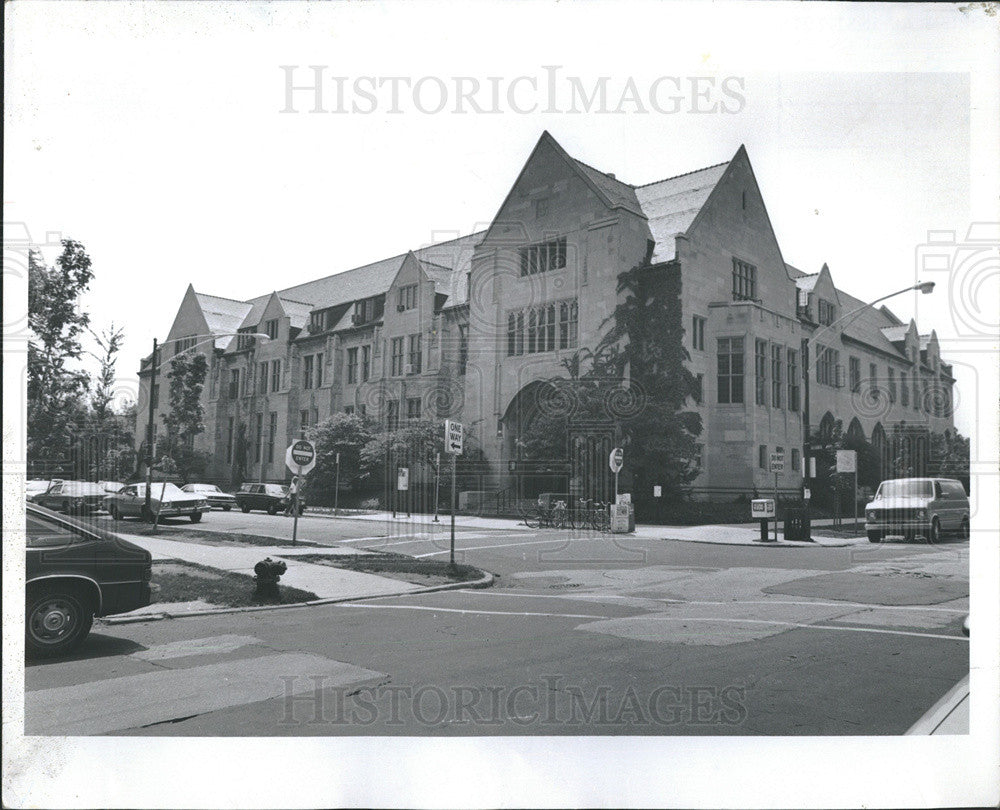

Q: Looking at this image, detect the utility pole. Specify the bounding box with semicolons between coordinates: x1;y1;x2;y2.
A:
144;338;158;517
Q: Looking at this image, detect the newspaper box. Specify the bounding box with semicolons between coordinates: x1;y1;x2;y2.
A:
610;502;634;534
750;499;776;519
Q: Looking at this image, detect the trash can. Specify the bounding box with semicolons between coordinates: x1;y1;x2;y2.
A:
784;508;811;542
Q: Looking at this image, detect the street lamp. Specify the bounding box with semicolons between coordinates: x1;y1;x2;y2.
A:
143;331;269;517
801;281;935;519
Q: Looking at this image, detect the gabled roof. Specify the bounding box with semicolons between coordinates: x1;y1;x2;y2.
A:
633;162;730;263
193;291;253;350
572;159;643;216
880;325;910;343
795;274;819;292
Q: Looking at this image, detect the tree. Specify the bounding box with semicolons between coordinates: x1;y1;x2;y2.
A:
26;240;94;473
307;413;377;497
87;324;125;423
930;430;970;491
161;352;209;480
360;420;445;486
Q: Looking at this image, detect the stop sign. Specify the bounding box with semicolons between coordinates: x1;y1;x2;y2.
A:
286;439;316;475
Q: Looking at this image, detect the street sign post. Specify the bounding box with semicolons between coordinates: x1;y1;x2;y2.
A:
333;451;340;516
285;439;316;544
770;450;784;541
444;420;464;567
609;447;623;502
397;467;410;518
836;450;858;530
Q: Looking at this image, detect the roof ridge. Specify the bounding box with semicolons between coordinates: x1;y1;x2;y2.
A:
572;156;633;187
195;291;249;305
633;160;730;190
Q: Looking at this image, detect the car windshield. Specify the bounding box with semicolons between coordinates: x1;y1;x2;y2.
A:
61;482;106;496
26;481;50;492
135;483;187;499
265;485;288;495
876;480;934;499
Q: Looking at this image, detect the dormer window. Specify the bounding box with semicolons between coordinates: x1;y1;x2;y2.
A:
817;299;836;326
264;319;279;340
397;284;417;311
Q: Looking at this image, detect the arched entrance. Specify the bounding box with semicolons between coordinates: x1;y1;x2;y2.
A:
502;380;614;502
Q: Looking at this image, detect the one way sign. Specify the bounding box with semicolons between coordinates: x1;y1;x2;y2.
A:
444;420;464;455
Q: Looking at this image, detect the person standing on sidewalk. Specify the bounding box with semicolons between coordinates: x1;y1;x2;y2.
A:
284;476;301;516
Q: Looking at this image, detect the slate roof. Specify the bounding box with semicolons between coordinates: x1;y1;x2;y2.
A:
795;273;820;292
880;325;910;343
572;159;643;217
633;162;730;263
193;292;253;350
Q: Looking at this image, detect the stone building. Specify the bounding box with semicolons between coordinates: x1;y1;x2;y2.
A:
137;132;957;500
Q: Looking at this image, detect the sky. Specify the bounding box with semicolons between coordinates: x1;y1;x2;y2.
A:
6;1;999;443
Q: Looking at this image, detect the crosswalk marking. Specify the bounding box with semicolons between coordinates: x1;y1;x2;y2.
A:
25;653;384;735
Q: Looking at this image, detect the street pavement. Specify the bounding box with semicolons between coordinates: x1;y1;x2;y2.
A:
25;509;969;736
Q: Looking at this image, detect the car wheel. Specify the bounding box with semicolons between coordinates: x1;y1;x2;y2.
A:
929;516;941;544
267;504;278;516
62;500;71;514
109;504;121;521
867;530;882;544
223;505;232;512
26;585;94;658
241;504;251;513
959;517;970;540
190;512;202;524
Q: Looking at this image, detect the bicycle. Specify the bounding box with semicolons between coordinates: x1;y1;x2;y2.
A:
570;499;610;532
522;500;568;529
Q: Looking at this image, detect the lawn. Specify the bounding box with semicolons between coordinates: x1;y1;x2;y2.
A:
285;552;486;588
151;560;319;607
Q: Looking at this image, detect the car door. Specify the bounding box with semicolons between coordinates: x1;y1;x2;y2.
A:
37;483;63;511
118;485;140;517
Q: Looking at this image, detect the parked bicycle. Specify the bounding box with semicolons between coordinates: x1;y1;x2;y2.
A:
571;498;610;532
521;499;569;529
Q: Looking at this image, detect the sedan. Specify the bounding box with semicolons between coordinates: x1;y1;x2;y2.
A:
33;481;108;515
26;480;55;502
27;503;152;658
182;483;236;511
105;482;209;523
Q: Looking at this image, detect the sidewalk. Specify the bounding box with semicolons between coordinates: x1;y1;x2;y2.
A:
117;532;427;603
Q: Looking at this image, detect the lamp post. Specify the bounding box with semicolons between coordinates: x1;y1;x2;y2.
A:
143;331;269;518
801;281;935;517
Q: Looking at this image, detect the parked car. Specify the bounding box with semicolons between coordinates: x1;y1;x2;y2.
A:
865;477;970;543
98;480;126;494
26;503;152;657
182;483;236;511
104;482;210;523
234;482;305;515
33;481;108;515
26;480;56;502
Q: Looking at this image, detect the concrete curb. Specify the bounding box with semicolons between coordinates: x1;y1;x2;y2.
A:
663;536;863;549
99;570;497;625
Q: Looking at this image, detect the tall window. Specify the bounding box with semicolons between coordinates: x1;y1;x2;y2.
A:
267;412;277;463
391;337;405;376
519;236;567;276
849;356;861;392
791;448;800;474
755;339;768;406
816;345;838;387
408;334;422;373
303;352;314;390
693;374;704;405
732;258;757;301
869;363;878;397
270;360;281;392
913;378;920;411
361;345;370;381
174;335;197;355
506;299;577;356
226;418;234;464
887;367;896;402
900;371;909;406
717;337;745;404
300;409;310;431
258;361;269;394
228;369;240;399
817;299;836;326
386;400;400;429
265;319;279;340
407;398;422;420
787;349;800;411
253;413;263;463
237;328;256;350
771;345;783;408
314;353;323;387
692;315;706;351
346;348;358;384
458;324;469;374
758;444;768;469
398;284;418;311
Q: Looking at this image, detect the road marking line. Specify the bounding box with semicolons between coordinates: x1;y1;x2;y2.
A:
414;538;575;557
337;603;608;620
635;616;968;641
25;653;384;735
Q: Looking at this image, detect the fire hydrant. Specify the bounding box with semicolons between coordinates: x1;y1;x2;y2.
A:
253;557;287;601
